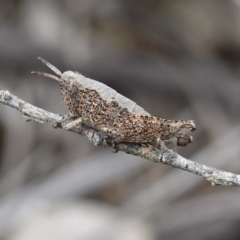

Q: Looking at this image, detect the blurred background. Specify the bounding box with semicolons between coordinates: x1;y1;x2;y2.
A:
1;0;240;239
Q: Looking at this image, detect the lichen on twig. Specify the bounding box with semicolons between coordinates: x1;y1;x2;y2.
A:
0;90;240;187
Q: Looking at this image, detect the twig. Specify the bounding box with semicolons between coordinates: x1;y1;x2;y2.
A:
1;90;240;187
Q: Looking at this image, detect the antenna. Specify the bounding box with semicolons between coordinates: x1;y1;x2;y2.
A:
31;57;62;82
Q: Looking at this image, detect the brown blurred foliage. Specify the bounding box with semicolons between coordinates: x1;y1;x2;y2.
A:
1;0;240;239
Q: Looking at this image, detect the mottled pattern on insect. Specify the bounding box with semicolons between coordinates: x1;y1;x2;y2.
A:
32;58;196;149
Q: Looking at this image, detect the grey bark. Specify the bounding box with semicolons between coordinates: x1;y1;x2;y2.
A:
0;90;240;187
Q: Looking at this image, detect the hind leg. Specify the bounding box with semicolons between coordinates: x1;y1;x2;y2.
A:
100;127;123;152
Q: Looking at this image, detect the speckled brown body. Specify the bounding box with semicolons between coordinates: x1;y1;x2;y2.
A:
60;80;195;147
33;58;196;148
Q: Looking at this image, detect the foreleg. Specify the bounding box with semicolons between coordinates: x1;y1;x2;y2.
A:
63;117;88;131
